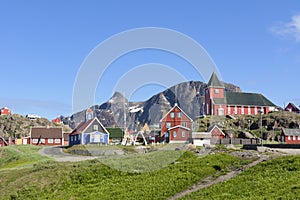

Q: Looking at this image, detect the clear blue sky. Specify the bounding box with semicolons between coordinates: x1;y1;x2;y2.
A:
1;0;300;119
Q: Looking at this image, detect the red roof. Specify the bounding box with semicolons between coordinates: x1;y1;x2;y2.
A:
70;119;94;135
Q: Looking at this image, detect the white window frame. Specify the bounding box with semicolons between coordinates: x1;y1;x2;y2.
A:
170;112;175;118
54;139;60;144
32;139;38;143
40;139;45;143
227;106;230;115
297;136;300;141
248;106;251;114
181;122;187;127
241;106;244;115
166;122;172;128
93;125;98;131
173;131;177;138
48;139;53;143
288;136;291;140
177;112;182;118
234;106;237;114
182;131;185;138
215;89;219;94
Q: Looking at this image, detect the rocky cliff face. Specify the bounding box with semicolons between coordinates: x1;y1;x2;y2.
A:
63;81;241;129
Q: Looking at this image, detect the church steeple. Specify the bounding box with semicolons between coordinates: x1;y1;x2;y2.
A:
85;108;94;122
207;72;224;88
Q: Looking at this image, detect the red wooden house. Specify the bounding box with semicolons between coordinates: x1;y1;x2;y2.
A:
0;107;11;115
30;127;64;145
208;125;225;139
204;73;276;116
281;128;300;144
284;103;300;113
160;103;193;143
52;117;62;124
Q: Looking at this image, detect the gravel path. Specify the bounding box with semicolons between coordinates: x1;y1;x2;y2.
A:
167;154;271;200
38;146;99;162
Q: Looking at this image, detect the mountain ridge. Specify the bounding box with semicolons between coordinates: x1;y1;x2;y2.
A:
62;80;241;129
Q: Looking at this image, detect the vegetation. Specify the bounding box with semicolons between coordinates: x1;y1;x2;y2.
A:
0;145;52;170
0;145;249;200
180;155;300;200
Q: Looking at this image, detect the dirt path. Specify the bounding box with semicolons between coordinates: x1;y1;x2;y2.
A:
39;146;99;162
168;154;271;200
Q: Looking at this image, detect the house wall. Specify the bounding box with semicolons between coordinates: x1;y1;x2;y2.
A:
282;135;300;144
161;106;192;139
168;127;189;142
30;138;63;146
84;120;107;133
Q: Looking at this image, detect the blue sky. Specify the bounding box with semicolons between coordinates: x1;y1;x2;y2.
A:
1;0;300;119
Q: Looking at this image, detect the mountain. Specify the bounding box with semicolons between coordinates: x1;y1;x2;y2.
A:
63;81;241;129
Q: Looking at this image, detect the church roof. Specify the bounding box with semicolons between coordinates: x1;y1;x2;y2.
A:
207;72;224;88
213;92;276;107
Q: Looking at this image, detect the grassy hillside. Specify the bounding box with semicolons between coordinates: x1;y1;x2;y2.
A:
0;146;249;200
0;145;52;170
180;155;300;200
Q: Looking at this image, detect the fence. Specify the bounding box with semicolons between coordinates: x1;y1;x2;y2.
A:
211;138;260;145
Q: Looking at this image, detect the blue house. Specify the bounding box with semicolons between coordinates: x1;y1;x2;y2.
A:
69;109;109;146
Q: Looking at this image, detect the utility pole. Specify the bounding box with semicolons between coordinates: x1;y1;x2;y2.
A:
258;109;263;147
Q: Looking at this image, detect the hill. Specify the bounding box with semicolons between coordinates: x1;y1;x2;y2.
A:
0;114;72;138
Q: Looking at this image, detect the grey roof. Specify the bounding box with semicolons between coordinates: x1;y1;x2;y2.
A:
213;92;276;107
207;72;224;88
282;128;300;137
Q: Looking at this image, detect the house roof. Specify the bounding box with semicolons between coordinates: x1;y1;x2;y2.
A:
192;132;211;139
106;128;123;138
168;125;191;131
70;117;109;135
207;125;225;136
282;128;300;137
30;127;63;139
285;103;300;111
207;72;224;88
160;103;193;122
213;92;276;107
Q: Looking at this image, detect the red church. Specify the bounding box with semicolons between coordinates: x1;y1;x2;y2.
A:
160;103;193;143
0;107;11;115
204;73;276;116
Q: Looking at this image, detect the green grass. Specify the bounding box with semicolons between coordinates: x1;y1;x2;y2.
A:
0;148;249;200
0;145;52;170
180;155;300;200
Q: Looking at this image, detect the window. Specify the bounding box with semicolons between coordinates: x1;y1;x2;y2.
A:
70;136;73;142
227;106;230;115
241;106;244;115
215;89;219;94
182;131;185;138
93;125;98;131
298;136;300;141
234;106;237;114
166;122;172;128
40;139;45;143
170;112;175;118
54;139;60;144
32;139;38;143
288;136;291;140
48;139;53;143
177;112;182;118
173;131;177;138
293;136;296;141
248;106;251;114
78;134;81;140
181;122;187;127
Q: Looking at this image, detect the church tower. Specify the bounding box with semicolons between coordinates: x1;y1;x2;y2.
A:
204;72;225;115
85;108;94;122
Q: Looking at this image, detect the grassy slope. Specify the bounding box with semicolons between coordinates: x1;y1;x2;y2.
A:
0;146;248;200
181;155;300;200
